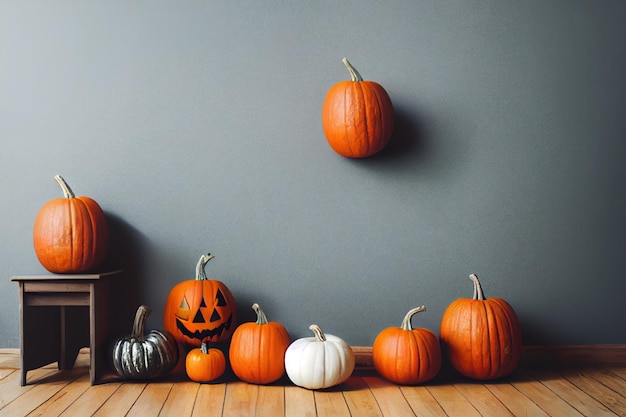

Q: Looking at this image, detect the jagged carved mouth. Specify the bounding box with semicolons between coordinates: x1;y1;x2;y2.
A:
175;313;233;342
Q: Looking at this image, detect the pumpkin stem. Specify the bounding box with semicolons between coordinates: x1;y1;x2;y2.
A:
400;306;427;331
342;58;363;82
252;303;269;325
195;253;215;281
309;324;327;342
54;175;75;199
131;305;151;339
469;274;486;300
201;342;208;354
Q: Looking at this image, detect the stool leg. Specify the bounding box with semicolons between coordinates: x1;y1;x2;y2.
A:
59;306;89;370
21;305;60;385
90;281;112;385
20;363;26;386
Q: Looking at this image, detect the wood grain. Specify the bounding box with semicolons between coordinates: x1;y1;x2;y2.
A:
1;349;626;416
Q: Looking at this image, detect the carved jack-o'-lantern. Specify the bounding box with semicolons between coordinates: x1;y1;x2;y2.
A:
163;254;237;346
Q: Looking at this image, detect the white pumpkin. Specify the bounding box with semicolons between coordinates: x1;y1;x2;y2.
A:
284;324;355;389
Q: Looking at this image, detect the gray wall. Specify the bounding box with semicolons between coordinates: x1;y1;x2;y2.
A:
2;1;625;348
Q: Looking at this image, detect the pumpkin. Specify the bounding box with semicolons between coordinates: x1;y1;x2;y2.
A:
185;342;226;382
439;274;522;380
163;253;237;346
33;175;108;273
372;306;441;385
322;58;394;158
113;305;179;380
284;324;355;390
229;303;291;384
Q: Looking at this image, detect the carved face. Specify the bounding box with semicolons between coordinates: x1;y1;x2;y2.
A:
164;279;237;346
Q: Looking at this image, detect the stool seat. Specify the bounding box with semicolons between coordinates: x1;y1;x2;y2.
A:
12;270;125;385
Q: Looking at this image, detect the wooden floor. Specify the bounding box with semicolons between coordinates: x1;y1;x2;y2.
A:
1;349;626;417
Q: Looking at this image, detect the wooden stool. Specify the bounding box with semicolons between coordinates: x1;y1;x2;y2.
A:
12;270;124;385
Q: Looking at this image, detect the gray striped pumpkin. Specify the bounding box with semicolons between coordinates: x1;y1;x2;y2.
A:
113;305;179;380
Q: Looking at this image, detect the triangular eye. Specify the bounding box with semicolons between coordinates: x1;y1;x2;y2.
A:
200;297;207;307
210;309;221;322
176;296;190;320
193;309;206;323
215;289;227;306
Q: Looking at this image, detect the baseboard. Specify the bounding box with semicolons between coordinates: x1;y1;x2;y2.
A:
521;344;626;366
4;345;625;369
351;344;626;368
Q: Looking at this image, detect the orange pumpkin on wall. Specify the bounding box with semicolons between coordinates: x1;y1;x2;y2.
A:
33;175;108;273
322;58;394;158
163;254;237;346
440;274;522;380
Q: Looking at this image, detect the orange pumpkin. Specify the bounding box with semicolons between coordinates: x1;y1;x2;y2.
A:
33;175;108;273
229;303;290;384
440;274;522;380
372;306;441;385
185;342;226;382
322;58;394;158
163;254;237;346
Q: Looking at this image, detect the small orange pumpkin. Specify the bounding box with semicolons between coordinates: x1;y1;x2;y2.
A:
322;58;394;158
372;306;441;385
33;175;108;273
185;342;226;383
163;254;237;346
440;274;522;380
229;303;291;384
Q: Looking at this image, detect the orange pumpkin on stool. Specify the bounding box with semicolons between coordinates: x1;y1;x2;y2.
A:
33;175;108;273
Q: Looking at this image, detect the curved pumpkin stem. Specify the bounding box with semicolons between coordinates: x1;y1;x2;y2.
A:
195;253;215;281
342;58;363;82
309;324;327;342
469;274;486;300
131;305;151;339
201;341;208;354
400;306;427;331
54;175;75;199
252;303;269;325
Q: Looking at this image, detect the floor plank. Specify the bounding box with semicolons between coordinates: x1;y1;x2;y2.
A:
191;383;226;417
0;374;73;417
0;370;14;381
342;376;384;417
314;390;352;417
400;385;448;417
426;384;482;417
256;385;285;417
363;376;417;417
485;382;550;417
605;366;626;381
528;368;619;417
125;382;173;416
0;368;55;411
284;385;316;417
509;371;585;417
222;381;259;417
91;382;147;417
26;374;92;417
585;368;626;399
453;382;514;417
1;349;626;417
159;381;199;417
560;368;626;416
57;382;120;417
